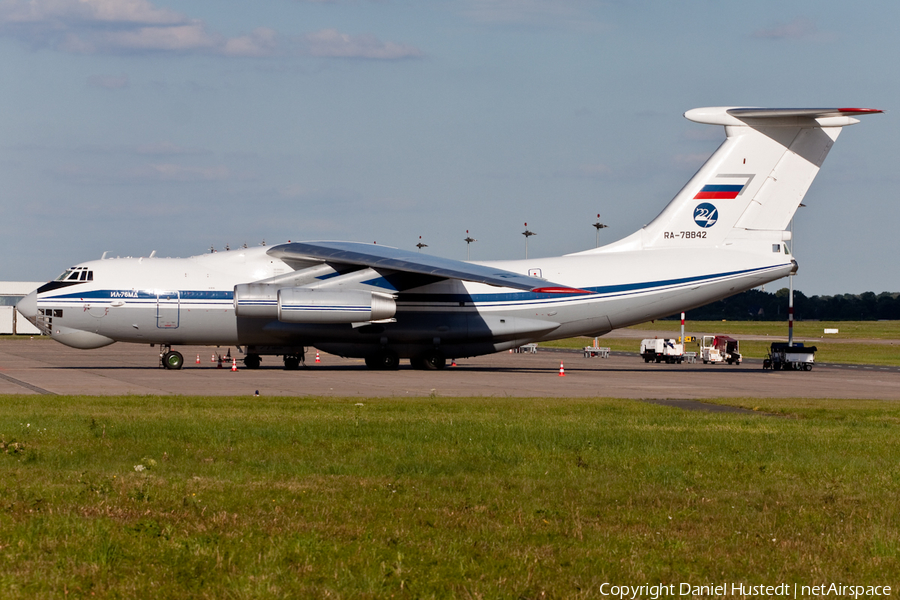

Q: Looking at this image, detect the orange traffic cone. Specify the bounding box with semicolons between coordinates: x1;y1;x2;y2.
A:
231;358;237;372
451;359;457;367
315;351;320;363
211;353;216;363
196;354;200;364
558;361;566;377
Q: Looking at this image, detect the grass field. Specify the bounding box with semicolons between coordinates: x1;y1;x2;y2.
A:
628;320;900;340
540;321;900;366
544;337;900;366
2;394;898;598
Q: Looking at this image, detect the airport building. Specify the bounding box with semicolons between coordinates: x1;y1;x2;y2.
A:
0;282;43;335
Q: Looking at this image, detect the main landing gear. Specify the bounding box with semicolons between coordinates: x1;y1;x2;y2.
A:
410;350;447;370
365;349;400;370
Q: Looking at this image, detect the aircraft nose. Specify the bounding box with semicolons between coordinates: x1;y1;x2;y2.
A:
17;290;37;324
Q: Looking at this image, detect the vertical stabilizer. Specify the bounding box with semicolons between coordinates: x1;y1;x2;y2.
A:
593;107;881;253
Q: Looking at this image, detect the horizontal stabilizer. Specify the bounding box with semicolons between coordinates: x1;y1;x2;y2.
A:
685;106;882;126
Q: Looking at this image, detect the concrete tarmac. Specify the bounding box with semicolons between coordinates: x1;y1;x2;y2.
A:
1;338;898;400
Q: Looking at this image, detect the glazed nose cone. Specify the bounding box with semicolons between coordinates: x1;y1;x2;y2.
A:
17;290;37;324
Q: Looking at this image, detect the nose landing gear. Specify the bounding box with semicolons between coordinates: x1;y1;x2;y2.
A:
159;345;184;370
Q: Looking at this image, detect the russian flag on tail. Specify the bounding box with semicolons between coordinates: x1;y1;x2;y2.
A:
694;184;743;200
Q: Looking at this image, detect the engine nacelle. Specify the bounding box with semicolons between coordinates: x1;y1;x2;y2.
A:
234;283;279;318
236;284;396;324
277;288;396;323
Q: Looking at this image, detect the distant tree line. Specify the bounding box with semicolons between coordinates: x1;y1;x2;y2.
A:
664;289;900;321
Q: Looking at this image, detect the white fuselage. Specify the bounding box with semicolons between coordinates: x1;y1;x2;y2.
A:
23;241;792;359
21;105;876;368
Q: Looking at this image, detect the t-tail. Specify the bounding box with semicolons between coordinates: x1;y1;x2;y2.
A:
595;107;882;252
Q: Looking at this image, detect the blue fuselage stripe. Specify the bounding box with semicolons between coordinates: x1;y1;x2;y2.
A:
36;265;780;308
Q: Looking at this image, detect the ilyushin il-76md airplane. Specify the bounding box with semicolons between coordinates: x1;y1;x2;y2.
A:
18;107;882;370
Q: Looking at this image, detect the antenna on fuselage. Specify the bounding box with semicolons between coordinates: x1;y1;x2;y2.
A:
464;230;476;260
592;214;608;248
522;223;536;259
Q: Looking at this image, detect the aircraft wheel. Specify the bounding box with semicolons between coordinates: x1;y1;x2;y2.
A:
244;354;261;369
420;351;446;370
163;350;184;370
365;350;399;370
283;355;301;370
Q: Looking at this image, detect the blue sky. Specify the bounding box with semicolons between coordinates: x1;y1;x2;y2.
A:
0;0;896;295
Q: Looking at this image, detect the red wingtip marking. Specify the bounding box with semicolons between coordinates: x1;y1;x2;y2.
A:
532;287;592;295
838;108;884;115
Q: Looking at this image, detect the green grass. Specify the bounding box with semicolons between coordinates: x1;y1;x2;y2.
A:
628;320;900;340
545;337;900;366
543;321;900;366
1;394;898;598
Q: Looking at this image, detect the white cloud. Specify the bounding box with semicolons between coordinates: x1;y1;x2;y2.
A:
577;163;612;177
672;153;709;168
752;18;835;42
51;160;232;184
222;27;279;57
0;0;184;25
133;142;210;156
137;163;231;182
0;0;271;55
81;23;219;53
0;0;420;59
304;29;423;59
87;73;129;89
460;0;602;29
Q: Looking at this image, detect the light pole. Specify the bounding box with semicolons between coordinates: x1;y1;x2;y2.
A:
464;230;476;260
592;214;608;248
787;203;804;346
522;223;535;259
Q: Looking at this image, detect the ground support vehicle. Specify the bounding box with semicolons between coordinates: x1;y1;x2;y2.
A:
583;345;611;358
640;339;684;364
700;335;742;365
763;343;816;371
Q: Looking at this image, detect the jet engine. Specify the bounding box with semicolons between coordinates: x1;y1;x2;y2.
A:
235;284;396;324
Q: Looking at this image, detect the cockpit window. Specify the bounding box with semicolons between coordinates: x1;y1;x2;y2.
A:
57;267;93;282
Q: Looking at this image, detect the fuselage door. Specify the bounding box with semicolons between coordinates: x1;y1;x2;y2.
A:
156;291;180;329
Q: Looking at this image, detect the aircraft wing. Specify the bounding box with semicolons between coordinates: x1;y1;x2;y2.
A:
267;241;587;293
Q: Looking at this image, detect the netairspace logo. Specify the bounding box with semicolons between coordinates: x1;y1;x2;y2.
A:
598;582;892;599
